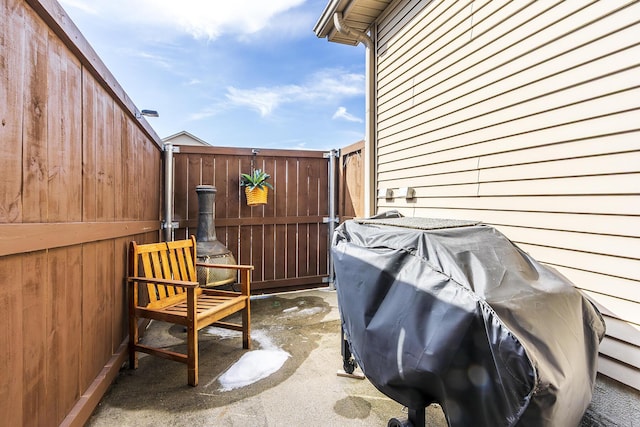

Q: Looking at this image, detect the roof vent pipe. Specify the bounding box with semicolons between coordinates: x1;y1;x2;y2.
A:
333;12;373;49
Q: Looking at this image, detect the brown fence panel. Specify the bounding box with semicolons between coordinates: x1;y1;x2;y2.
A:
339;140;365;221
173;146;331;293
1;1;163;426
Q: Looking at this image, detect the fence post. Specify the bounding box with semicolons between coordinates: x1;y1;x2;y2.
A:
325;149;340;290
163;142;175;241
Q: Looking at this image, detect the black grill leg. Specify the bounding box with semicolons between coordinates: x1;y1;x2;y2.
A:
387;407;426;427
341;324;356;374
408;407;426;426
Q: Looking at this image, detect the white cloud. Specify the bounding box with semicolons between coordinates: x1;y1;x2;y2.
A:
118;49;173;69
60;0;307;40
226;85;303;116
189;105;229;121
223;69;365;117
59;0;98;14
332;107;363;123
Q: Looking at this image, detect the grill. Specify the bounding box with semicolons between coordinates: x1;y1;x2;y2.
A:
332;212;605;427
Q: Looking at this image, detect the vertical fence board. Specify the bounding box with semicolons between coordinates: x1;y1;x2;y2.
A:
318;156;330;276
22;8;48;223
221;156;240;259
47;248;64;424
80;242;98;392
286;159;298;279
310;158;323;275
239;156;252;222
0;0;25;223
22;251;47;427
47;36;82;222
80;240;116;393
121;119;133;220
298;159;311;277
59;246;82;421
96;96;115;221
274;157;288;281
262;157;277;281
275;223;287;281
0;254;24;427
132;132;144;220
187;156;201;223
202;154;214;185
263;223;275;281
215;156;233;252
113;110;125;220
174;151;188;229
112;238;128;351
46;246;82;424
82;72;97;221
144;136;160;220
98;240;115;357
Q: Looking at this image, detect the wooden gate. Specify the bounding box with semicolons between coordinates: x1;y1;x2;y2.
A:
339;140;365;221
172;145;332;293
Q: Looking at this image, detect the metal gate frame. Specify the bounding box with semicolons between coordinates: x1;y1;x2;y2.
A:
163;144;341;294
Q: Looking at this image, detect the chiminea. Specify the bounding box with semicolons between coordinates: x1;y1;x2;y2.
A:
195;185;237;287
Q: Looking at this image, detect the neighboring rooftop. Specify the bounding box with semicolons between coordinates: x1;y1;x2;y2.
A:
163;130;211;147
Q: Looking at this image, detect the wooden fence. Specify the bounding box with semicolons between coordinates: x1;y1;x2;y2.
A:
339;140;365;221
172;146;334;293
1;1;162;426
0;1;366;425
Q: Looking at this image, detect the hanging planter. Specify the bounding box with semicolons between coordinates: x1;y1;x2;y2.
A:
245;186;269;206
240;169;273;206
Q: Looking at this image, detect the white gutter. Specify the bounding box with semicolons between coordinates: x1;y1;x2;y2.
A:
333;13;376;216
333;12;372;49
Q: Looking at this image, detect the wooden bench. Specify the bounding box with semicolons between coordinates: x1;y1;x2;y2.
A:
127;236;253;386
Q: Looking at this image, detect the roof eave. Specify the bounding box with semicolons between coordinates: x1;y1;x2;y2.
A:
314;0;391;46
313;0;360;46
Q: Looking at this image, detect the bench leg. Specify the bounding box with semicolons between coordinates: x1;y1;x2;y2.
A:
128;334;138;370
128;283;138;370
242;303;251;350
187;322;198;386
187;288;198;386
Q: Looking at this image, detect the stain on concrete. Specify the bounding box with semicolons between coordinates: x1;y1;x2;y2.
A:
333;396;372;419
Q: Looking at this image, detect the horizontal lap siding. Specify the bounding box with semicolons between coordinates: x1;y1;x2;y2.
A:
376;0;640;390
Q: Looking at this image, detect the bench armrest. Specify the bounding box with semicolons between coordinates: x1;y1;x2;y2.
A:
195;263;254;271
196;263;253;296
127;276;200;289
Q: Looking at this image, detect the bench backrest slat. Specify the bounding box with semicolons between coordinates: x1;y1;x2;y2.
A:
130;236;197;306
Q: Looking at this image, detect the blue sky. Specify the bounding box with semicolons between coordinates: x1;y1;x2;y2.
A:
59;0;365;151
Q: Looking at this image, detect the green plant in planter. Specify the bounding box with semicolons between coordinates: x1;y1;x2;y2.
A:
240;169;274;190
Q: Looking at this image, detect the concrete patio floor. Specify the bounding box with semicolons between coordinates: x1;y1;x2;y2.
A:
87;288;637;426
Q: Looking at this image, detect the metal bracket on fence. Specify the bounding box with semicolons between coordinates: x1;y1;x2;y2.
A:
161;221;180;229
323;217;339;224
323;150;339;158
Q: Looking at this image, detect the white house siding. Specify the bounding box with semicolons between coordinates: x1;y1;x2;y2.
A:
375;0;640;390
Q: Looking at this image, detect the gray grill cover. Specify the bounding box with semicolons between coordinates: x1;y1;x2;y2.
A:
332;215;605;427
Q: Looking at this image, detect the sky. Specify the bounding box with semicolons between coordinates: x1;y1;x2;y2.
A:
58;0;366;151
